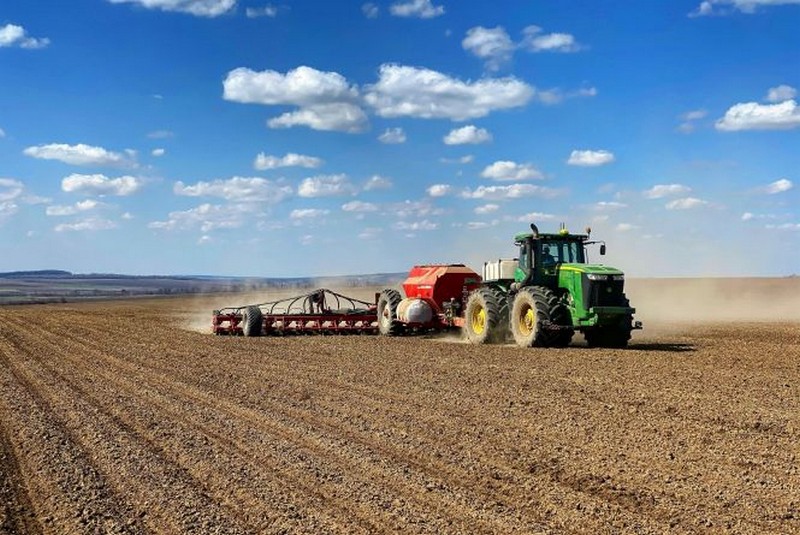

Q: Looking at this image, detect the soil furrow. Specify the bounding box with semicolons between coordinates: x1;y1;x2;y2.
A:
0;405;42;535
10;312;545;533
0;295;798;534
0;322;246;535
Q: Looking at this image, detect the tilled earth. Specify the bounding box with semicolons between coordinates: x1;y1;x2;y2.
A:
0;295;798;534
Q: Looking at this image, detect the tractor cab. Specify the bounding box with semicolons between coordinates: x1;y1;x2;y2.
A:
514;224;600;286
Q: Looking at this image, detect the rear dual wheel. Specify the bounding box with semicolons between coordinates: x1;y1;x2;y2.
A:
510;286;574;348
463;287;508;344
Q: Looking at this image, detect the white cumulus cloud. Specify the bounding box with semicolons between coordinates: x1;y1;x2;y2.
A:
107;0;236;17
521;25;580;53
46;199;102;216
246;5;277;17
223;66;358;106
567;149;615;167
764;178;793;194
766;223;800;231
253;152;323;170
378;127;406;144
462;184;559;200
677;109;708;133
535;87;597;106
665;197;708;210
716;100;800;131
594;201;627;210
0;178;25;202
223;66;367;132
644;184;692;199
267;103;368;133
440;155;474;164
690;0;800;16
62;174;143;196
474;203;499;215
518;211;557;222
290;208;329;220
364;64;533;121
298;174;357;197
174;177;292;202
683;109;709;121
24;143;133;167
342;200;378;212
462;26;515;70
393;220;438;231
152;148;166;157
148;203;255;233
481;161;543;181
766;85;797;103
391;199;444;218
0;201;19;221
0;24;50;49
55;218;117;232
426;184;452;197
443;125;492;145
463;25;581;70
389;0;444;18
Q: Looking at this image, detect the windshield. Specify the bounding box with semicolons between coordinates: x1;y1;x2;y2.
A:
542;240;585;264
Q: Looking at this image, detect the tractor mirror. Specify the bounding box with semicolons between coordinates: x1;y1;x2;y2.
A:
600;244;606;255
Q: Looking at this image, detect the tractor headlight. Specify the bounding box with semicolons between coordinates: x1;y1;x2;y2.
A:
612;275;624;281
586;274;605;281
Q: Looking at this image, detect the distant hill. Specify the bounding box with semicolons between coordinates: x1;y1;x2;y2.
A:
0;271;406;305
0;270;73;279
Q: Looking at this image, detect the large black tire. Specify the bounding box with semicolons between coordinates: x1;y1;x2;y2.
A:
510;286;551;347
241;306;263;337
377;289;404;336
584;295;632;348
510;286;574;348
463;287;508;344
548;296;574;348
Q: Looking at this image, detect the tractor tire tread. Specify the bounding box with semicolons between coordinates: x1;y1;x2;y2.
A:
378;288;405;336
242;305;263;337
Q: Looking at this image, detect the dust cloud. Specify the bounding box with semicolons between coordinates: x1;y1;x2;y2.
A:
178;278;800;335
626;277;800;326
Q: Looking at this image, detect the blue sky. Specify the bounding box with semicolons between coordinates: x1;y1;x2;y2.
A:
1;0;799;277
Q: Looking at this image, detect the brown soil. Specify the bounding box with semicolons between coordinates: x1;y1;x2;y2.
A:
0;283;799;534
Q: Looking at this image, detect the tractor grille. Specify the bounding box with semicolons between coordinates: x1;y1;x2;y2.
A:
584;278;626;307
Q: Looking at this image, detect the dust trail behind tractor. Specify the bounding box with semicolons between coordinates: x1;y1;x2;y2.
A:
212;289;379;336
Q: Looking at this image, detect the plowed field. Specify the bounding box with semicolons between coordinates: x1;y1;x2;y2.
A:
1;283;799;534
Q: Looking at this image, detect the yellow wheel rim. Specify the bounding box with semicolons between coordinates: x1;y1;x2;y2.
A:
471;306;486;334
518;305;535;336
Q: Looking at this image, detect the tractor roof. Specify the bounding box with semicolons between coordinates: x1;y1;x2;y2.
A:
514;231;589;243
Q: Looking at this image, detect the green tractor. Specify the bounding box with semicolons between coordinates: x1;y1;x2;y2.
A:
464;223;642;348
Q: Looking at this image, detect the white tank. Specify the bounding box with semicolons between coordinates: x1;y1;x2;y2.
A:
397;298;433;324
483;258;518;281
